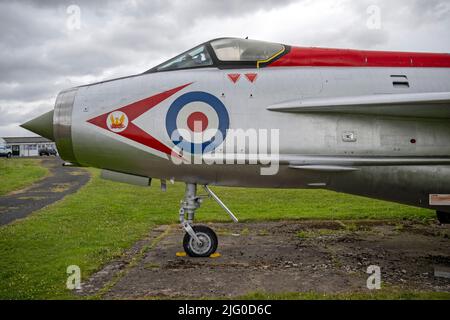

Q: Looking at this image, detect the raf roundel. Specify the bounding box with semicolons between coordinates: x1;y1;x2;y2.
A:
166;92;229;154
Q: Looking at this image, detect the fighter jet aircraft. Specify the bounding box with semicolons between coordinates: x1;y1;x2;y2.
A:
22;38;450;257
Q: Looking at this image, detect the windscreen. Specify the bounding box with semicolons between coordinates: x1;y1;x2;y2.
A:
156;45;213;72
211;38;284;61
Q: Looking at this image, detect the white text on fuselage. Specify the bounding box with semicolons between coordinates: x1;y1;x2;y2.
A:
170;124;280;176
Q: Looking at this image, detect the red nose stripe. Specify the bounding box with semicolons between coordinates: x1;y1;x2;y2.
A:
269;46;450;68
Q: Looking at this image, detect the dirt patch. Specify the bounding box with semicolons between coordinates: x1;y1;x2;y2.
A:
68;171;87;176
50;182;73;193
80;220;450;299
17;196;47;201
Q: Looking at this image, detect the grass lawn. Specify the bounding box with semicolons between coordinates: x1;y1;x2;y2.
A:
0;158;48;196
0;168;435;299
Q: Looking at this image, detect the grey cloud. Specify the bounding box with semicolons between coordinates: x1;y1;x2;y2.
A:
0;3;62;48
0;103;53;127
1;0;449;136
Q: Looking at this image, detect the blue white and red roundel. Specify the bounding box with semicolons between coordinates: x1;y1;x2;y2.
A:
86;83;229;159
166;92;229;154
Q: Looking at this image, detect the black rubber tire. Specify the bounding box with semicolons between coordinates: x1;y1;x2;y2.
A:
6;153;11;158
183;225;218;257
437;211;450;224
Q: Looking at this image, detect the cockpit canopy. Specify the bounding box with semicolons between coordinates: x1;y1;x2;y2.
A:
211;38;284;61
146;38;286;73
154;45;213;72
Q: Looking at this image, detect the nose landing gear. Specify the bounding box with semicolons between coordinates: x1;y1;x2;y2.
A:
179;183;238;257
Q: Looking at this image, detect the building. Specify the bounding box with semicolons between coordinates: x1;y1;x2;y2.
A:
1;137;57;157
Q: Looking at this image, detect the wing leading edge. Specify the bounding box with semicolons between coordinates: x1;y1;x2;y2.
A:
267;92;450;119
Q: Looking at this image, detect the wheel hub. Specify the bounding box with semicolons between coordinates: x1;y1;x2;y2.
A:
189;232;211;255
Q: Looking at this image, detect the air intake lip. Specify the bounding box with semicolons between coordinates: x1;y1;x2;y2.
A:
53;87;79;164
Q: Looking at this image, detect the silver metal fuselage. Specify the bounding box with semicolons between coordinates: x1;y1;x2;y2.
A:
53;66;450;213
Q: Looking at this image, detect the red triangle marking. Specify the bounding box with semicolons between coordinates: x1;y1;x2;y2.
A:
227;73;241;83
87;83;192;157
116;122;176;157
87;82;192;129
245;73;258;83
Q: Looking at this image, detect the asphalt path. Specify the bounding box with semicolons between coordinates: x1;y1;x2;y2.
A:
0;157;90;226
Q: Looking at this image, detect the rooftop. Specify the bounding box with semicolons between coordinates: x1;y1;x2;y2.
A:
2;137;54;144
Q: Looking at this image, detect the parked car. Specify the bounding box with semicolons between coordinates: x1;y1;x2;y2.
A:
39;147;57;156
0;144;12;158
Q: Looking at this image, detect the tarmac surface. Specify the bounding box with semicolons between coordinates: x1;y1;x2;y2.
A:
0;157;90;226
80;220;450;299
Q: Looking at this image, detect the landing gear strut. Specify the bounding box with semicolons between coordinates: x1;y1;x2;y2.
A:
179;183;238;257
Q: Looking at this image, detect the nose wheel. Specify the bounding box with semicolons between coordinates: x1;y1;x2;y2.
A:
179;183;238;257
183;225;218;257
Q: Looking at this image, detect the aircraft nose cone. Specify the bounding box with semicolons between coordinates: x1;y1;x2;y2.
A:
21;110;54;141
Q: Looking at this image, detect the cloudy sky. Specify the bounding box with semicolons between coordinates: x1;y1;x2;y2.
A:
1;0;449;137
